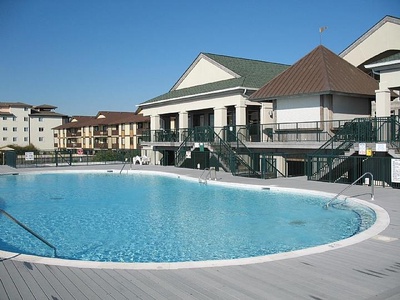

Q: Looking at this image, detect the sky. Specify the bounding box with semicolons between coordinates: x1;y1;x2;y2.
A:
0;0;399;117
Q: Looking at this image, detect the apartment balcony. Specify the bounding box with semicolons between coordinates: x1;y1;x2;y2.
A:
66;143;82;148
111;143;119;149
93;130;107;136
94;143;108;149
111;130;119;135
66;132;80;137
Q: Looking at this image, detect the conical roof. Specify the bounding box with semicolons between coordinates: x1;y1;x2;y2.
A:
250;45;378;100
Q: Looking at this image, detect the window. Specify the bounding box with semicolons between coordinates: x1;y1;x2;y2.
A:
24;137;28;142
24;127;29;132
24;117;28;121
13;116;17;121
39;127;44;132
13;127;17;132
24;107;28;111
2;117;6;120
3;127;7;131
13;137;17;142
39;137;44;142
39;117;43;122
2;137;7;141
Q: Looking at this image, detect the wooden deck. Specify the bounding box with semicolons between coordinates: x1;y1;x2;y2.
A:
1;165;399;299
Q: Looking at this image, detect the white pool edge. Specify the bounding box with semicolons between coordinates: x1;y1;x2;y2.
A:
0;169;391;270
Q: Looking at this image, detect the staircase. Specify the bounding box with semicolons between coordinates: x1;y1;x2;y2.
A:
175;126;261;177
308;116;400;184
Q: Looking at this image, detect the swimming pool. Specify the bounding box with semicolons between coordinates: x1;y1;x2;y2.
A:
0;171;376;264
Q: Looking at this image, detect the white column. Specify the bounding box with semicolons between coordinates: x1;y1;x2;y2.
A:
150;115;160;131
235;104;246;126
214;107;227;127
179;111;188;129
375;89;391;117
179;111;188;142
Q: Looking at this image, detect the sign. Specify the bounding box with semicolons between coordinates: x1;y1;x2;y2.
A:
25;152;34;161
77;148;84;155
358;143;366;155
185;151;191;159
366;149;373;157
392;159;400;183
375;143;387;152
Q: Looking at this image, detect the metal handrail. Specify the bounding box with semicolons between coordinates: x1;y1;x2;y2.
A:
325;172;374;208
0;209;57;257
119;158;128;174
198;167;217;184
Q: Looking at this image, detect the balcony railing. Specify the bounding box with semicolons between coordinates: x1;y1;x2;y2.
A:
140;119;354;144
66;143;82;148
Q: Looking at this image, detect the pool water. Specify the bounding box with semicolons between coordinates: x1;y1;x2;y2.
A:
0;172;376;263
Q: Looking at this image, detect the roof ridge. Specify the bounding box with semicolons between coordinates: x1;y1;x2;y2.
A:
319;46;332;91
202;52;289;66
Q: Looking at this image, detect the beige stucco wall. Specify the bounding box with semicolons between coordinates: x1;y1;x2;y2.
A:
379;68;400;90
175;57;235;90
332;95;370;120
341;21;400;67
30;117;64;150
0;107;30;147
276;95;321;123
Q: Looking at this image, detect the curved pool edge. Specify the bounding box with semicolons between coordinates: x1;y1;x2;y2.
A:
0;169;391;270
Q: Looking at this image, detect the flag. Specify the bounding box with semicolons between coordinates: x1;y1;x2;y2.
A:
319;26;328;33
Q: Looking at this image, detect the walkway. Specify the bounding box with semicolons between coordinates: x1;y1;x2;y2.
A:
1;165;399;299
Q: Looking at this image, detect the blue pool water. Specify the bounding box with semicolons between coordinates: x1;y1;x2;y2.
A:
0;172;375;263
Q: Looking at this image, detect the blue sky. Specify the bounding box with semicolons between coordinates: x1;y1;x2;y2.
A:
0;0;399;116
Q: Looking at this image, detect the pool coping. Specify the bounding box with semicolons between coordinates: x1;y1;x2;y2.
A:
0;169;390;270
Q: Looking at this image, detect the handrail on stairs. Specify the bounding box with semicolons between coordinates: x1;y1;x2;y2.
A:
325;172;374;208
0;208;57;257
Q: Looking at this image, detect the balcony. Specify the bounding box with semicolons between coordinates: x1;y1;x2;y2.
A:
66;143;82;148
66;132;80;137
93;130;107;136
111;130;119;135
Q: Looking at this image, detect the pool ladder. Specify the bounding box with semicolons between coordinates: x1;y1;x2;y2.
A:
199;167;217;184
325;172;374;209
0;209;57;257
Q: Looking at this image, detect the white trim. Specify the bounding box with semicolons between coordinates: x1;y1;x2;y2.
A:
137;86;256;107
365;59;400;69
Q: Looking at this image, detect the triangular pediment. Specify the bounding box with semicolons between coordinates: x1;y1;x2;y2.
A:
171;53;238;91
340;16;400;69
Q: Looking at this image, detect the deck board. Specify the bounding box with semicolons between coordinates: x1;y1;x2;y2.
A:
0;260;21;300
102;269;151;299
34;263;77;300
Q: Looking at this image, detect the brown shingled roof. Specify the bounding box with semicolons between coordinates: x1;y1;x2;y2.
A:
250;45;379;101
53;112;149;130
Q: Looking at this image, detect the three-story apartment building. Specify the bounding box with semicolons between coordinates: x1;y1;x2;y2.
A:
53;111;150;153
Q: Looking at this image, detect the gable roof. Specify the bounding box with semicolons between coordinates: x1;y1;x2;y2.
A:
340;15;400;58
139;53;289;106
249;45;379;101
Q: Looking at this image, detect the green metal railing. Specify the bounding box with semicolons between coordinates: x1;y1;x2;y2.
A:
307;154;396;188
308;116;400;187
142;119;355;144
